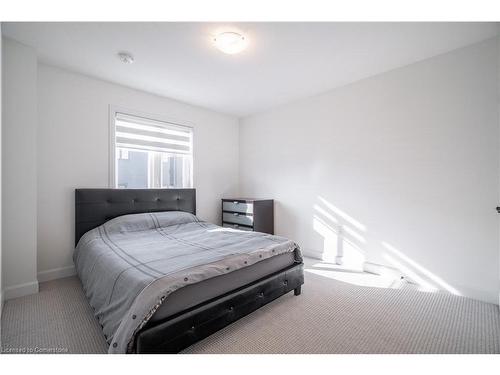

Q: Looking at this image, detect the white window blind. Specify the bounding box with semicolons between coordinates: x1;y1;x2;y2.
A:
113;112;193;189
115;112;193;155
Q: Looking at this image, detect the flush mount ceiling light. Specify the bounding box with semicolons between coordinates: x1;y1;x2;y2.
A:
213;32;248;55
117;52;134;64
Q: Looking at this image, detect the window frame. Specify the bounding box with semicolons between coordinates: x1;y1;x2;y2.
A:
108;105;194;189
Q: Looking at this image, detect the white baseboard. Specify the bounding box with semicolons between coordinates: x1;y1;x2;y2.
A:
4;281;39;300
301;248;323;260
363;261;402;277
3;266;76;301
363;261;420;286
37;265;76;283
303;250;403;276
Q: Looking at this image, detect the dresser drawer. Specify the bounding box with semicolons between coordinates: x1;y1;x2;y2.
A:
222;201;254;214
223;223;253;231
221;198;274;235
223;212;254;226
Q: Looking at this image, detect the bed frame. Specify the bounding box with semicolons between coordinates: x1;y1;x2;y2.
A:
75;188;304;353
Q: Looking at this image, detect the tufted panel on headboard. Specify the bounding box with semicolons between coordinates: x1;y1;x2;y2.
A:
75;188;196;246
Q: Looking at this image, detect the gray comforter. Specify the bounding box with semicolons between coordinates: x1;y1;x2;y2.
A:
74;211;301;353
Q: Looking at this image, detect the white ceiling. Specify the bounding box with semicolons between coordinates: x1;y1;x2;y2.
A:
3;22;498;117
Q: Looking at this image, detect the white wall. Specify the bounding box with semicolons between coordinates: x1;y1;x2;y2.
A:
2;38;39;299
3;35;499;306
240;38;499;304
0;25;3;313
498;35;500;308
36;64;239;280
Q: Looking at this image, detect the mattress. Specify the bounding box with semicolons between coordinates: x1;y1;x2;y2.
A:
149;251;295;322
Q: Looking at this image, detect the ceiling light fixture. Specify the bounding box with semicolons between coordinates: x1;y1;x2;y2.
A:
117;52;134;64
213;32;248;55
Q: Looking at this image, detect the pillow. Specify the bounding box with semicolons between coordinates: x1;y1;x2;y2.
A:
103;211;199;234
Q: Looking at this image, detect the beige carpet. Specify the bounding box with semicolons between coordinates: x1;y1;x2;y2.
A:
2;259;500;354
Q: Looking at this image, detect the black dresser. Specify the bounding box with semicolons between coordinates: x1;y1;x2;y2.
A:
221;198;274;234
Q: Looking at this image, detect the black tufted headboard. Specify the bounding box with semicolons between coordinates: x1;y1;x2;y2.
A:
75;188;196;246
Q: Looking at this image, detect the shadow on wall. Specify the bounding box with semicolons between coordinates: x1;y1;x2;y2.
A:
312;195;461;295
313;196;366;270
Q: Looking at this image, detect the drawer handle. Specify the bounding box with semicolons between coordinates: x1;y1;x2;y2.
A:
233;201;239;204
233;213;239;216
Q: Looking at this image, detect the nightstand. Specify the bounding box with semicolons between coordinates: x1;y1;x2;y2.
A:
221;198;274;234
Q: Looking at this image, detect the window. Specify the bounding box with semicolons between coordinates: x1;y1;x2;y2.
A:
118;149;129;160
111;111;193;189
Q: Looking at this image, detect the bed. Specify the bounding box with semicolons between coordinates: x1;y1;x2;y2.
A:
74;188;304;353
